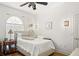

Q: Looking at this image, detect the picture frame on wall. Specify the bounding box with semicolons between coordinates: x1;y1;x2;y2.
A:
64;21;69;27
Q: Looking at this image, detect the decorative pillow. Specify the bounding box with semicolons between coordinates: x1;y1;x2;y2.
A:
22;30;37;38
22;36;34;40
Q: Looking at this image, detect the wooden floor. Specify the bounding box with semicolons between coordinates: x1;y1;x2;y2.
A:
50;52;65;56
0;52;65;56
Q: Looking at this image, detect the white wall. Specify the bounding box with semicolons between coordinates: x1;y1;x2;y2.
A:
36;2;79;55
0;4;36;40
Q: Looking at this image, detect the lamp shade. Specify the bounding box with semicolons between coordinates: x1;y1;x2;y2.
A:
8;29;13;34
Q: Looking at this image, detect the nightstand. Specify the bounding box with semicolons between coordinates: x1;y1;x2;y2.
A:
0;41;3;55
3;40;17;55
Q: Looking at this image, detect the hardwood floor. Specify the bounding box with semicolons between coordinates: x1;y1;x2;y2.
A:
0;51;66;56
49;52;65;56
6;52;24;56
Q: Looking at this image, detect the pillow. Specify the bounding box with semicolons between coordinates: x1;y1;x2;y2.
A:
22;36;34;40
22;30;37;38
21;31;28;36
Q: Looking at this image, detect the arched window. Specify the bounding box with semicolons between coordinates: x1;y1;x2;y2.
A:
6;16;24;39
7;16;23;24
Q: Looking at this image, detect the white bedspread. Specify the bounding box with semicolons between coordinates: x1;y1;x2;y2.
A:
17;38;55;56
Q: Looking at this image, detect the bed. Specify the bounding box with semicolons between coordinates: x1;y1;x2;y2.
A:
17;37;55;56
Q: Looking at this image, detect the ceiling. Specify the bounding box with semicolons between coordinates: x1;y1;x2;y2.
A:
0;2;64;15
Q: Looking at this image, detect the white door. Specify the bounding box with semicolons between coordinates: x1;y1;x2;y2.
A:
73;14;79;49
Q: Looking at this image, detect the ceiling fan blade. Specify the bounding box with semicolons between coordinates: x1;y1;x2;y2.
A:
36;2;48;5
28;3;31;7
20;2;29;7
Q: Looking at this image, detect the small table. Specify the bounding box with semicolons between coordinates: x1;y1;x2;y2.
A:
0;41;3;55
0;41;2;51
3;40;17;55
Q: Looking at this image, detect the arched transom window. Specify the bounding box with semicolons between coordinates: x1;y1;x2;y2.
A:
7;16;23;24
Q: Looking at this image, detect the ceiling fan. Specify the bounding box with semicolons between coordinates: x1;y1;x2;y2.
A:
20;2;48;10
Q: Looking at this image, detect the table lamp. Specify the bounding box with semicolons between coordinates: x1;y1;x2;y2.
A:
8;29;13;40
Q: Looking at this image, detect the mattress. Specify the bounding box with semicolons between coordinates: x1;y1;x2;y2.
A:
17;38;55;56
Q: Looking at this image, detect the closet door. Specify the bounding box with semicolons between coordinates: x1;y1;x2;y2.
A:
73;14;79;48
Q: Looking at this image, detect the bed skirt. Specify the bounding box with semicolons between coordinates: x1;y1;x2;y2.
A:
17;45;55;56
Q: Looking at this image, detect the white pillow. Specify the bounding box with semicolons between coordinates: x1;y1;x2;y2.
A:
22;30;37;38
22;36;34;40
